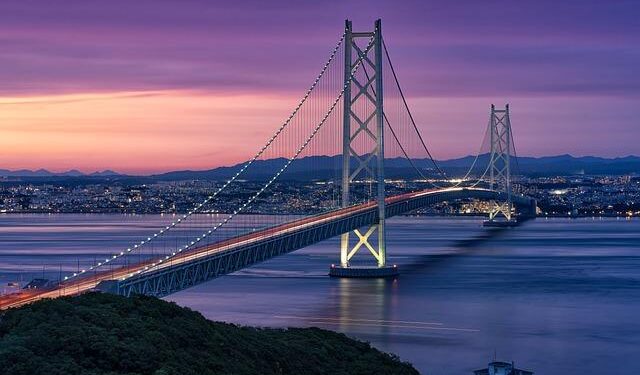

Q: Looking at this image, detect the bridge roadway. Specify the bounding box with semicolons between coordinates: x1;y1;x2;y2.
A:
0;187;535;309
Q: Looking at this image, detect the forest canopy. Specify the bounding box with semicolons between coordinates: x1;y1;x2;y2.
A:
0;293;419;375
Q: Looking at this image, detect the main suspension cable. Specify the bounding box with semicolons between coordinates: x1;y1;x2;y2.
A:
382;38;448;179
130;37;377;279
62;32;347;283
382;38;494;189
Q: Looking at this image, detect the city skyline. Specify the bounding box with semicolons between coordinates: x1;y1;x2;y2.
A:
1;0;639;174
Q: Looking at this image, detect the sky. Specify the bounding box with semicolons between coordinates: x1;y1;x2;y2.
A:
0;0;638;174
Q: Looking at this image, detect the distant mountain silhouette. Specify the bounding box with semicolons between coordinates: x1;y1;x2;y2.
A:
2;154;638;181
88;170;121;177
0;169;125;178
431;154;640;176
150;154;640;180
508;154;640;175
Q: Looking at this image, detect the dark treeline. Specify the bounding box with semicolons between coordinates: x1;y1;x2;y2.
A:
0;293;419;375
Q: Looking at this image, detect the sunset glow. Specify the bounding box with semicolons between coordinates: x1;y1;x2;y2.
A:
0;91;295;173
0;0;638;174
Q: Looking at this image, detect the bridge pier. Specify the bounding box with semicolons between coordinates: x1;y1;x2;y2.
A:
329;264;398;278
484;196;537;227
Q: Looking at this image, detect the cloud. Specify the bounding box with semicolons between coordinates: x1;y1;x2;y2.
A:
0;0;638;98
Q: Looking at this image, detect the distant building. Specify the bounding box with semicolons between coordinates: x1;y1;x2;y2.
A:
473;361;533;375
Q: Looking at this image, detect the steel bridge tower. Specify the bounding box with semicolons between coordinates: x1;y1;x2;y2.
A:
486;104;515;224
330;19;398;278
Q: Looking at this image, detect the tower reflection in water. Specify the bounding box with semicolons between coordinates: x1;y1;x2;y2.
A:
323;277;399;345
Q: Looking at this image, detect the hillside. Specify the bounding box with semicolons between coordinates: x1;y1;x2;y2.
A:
0;293;419;375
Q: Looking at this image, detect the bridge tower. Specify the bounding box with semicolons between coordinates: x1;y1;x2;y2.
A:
330;19;398;278
486;104;515;224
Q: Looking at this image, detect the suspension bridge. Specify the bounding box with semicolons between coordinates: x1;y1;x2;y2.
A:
0;20;536;310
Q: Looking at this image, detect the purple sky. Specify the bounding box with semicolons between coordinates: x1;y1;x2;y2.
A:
0;0;638;172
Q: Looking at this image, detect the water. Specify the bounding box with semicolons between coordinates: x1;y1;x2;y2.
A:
1;214;639;374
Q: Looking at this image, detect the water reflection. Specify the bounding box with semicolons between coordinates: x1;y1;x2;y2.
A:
330;278;396;341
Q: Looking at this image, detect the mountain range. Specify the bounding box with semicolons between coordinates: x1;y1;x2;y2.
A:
1;154;638;180
150;154;640;180
0;169;120;178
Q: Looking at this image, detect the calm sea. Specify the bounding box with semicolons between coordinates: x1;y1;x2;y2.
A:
1;214;639;374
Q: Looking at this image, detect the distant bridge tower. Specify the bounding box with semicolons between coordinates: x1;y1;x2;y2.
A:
487;104;515;223
330;19;397;278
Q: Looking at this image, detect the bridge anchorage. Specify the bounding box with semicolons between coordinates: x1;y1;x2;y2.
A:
329;19;397;278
